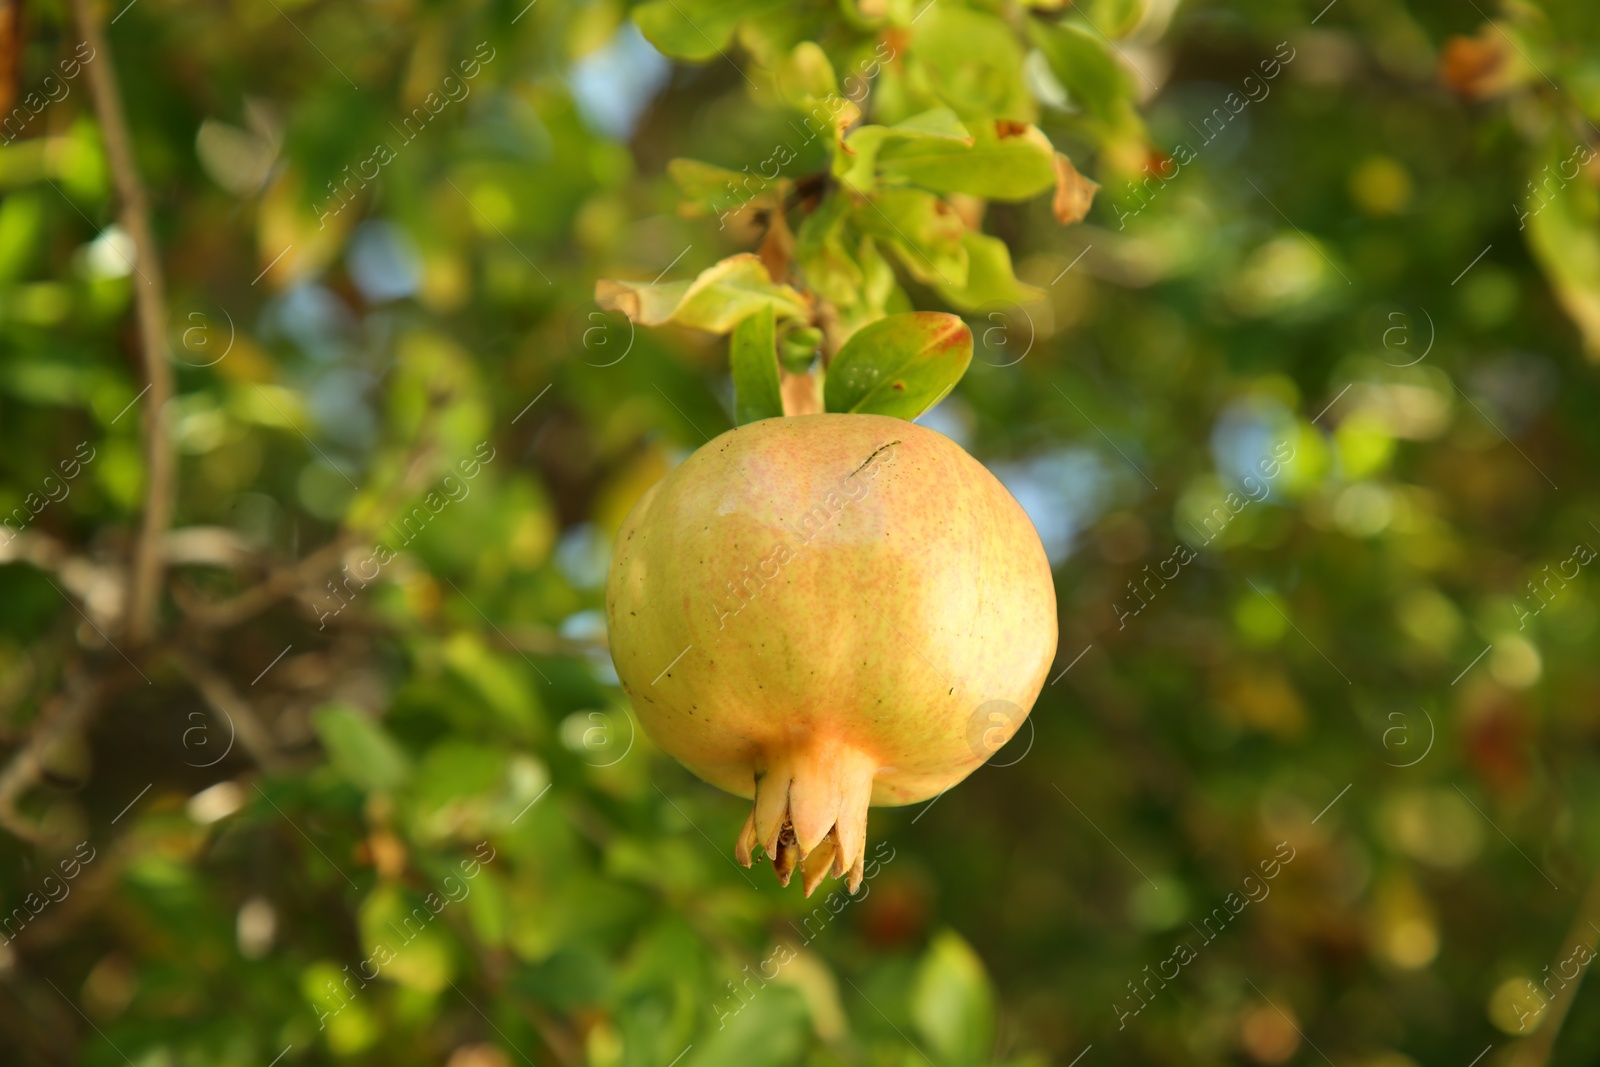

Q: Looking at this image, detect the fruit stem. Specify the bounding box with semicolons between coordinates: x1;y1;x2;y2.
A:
779;370;824;416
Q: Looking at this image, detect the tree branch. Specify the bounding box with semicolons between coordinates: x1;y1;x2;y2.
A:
180;399;448;630
69;0;175;646
1508;871;1600;1067
0;668;101;844
172;651;286;773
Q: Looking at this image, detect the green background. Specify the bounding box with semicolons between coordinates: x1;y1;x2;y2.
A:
2;0;1599;1065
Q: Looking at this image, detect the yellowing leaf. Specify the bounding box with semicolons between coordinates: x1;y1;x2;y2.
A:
1053;152;1100;224
596;254;810;334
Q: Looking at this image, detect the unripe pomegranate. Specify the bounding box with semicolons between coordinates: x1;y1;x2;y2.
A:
606;414;1056;894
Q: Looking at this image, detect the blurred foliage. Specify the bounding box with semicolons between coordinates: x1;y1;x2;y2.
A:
1;0;1599;1065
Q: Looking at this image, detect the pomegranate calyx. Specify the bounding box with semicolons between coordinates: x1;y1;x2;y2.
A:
733;741;877;896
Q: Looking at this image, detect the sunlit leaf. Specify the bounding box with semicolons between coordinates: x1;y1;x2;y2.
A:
1525;145;1600;356
836;108;973;193
914;5;1035;121
684;983;809;1067
1084;0;1148;38
876;119;1058;200
597;254;811;334
633;0;782;62
358;884;457;993
824;311;972;418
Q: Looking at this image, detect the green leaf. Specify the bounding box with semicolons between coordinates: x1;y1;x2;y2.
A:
442;632;538;732
852;189;969;288
1525;145;1600;357
933;231;1043;312
836;108;973;194
910;930;997;1067
666;158;750;220
913;5;1035;122
877;120;1059;200
633;0;766;62
311;704;410;793
596;254;810;334
358;884;457;993
1029;19;1134;125
730;304;784;424
777;41;840;103
1085;0;1147;38
824;311;972;419
794;192;863;305
684;983;809;1067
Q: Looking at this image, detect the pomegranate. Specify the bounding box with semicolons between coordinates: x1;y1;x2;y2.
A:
606;413;1056;894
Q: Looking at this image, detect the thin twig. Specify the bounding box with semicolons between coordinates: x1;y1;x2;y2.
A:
182;401;447;629
1508;872;1600;1067
0;668;101;843
172;651;286;772
184;532;365;629
69;0;174;645
0;529;71;571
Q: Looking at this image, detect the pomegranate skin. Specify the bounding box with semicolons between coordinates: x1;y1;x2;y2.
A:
605;413;1057;891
